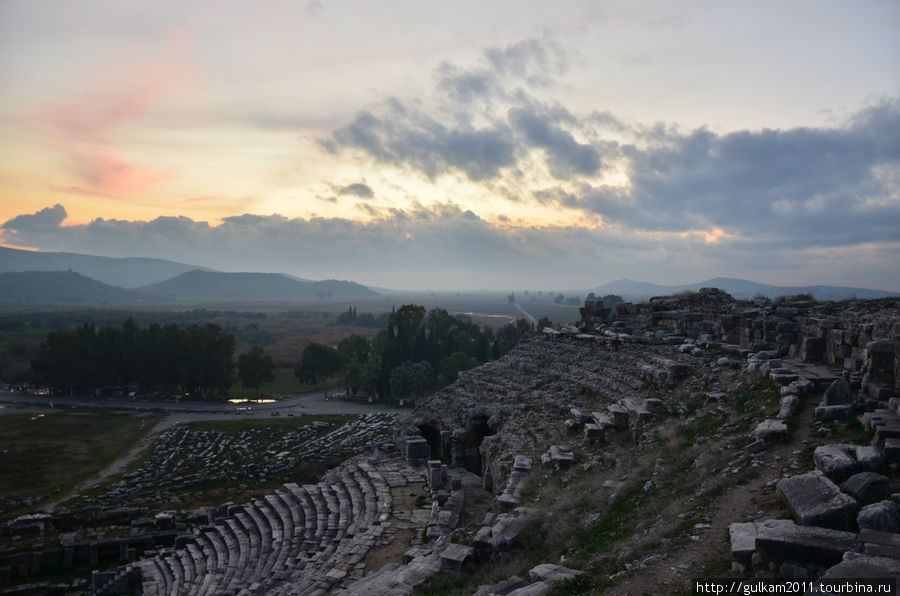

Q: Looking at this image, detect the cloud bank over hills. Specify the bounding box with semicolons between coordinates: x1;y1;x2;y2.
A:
1;35;898;292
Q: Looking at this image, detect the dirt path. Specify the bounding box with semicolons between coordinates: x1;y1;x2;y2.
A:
609;396;817;595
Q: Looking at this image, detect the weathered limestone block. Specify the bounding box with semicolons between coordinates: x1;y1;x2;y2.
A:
473;526;494;560
491;508;536;552
427;460;442;491
884;438;900;464
752;419;788;443
583;424;603;441
821;551;900;581
527;563;583;586
857;501;900;533
859;528;900;559
866;340;896;386
540;445;574;469
874;425;900;448
498;456;532;509
746;439;767;454
841;472;891;504
777;396;799;419
822;379;853;406
754;518;857;566
770;369;800;385
729;522;757;566
590;412;616;430
622;398;652;423
815;404;853;421
569;408;591;426
776;471;858;531
439;543;473;572
607;404;629;429
800;337;826;363
855;446;883;472
814;444;859;481
405;437;431;466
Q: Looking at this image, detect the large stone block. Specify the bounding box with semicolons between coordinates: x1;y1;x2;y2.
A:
753;419;788;443
800;337;826;363
822;379;853;406
815;404;853;421
439;543;473;572
841;472;891;504
776;471;858;530
527;563;583;584
729;522;757;566
754;518;857;566
814;444;858;481
857;501;900;533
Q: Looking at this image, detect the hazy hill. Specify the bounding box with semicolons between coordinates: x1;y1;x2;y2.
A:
584;277;900;301
138;270;378;300
0;270;137;305
0;246;213;288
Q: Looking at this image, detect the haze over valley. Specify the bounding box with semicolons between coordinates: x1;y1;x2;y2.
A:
1;2;899;595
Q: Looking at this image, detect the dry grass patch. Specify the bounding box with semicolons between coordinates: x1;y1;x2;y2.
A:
0;408;160;517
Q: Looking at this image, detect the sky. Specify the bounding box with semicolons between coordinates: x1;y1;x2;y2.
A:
1;1;898;291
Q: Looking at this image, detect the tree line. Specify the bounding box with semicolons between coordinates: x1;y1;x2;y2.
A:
296;304;541;399
30;320;239;399
27;304;540;401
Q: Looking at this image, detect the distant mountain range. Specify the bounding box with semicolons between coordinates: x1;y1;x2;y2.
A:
582;277;900;301
0;246;377;306
139;270;377;300
0;245;213;288
0;270;137;305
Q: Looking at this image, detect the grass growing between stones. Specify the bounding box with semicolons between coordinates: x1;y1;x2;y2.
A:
0;408;161;518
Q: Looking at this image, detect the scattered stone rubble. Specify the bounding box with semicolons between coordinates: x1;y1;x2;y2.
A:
730;364;900;584
5;291;899;594
82;413;395;511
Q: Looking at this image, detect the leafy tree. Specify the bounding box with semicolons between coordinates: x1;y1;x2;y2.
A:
295;342;344;383
237;346;276;396
439;351;475;384
337;334;369;363
389;304;427;363
601;294;624;308
537;316;554;330
390;360;433;398
31;320;235;398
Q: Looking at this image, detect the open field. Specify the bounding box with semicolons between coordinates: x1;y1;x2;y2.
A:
0;407;162;516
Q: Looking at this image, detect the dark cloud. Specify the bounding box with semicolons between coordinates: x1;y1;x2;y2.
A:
508;106;602;178
322;38;568;182
536;98;900;250
2;204;67;232
325;100;517;181
336;182;374;198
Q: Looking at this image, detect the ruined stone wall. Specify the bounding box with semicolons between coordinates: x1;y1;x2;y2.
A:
608;296;899;391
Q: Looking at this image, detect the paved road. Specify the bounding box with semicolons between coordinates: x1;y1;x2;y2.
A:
0;389;400;418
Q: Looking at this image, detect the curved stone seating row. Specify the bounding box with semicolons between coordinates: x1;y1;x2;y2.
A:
133;458;404;595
